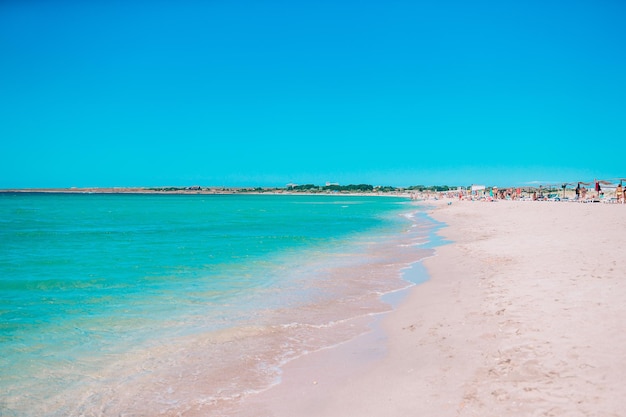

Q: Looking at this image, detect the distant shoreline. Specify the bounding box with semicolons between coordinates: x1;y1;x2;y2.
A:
0;187;252;195
4;183;613;200
0;187;412;196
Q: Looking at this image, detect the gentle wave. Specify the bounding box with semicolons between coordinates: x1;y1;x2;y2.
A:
0;194;441;416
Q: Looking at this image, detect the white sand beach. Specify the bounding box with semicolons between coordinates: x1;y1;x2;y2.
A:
242;199;626;417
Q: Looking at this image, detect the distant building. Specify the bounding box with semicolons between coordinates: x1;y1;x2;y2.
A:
326;182;339;186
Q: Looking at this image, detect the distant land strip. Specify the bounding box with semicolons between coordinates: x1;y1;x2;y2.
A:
0;184;458;195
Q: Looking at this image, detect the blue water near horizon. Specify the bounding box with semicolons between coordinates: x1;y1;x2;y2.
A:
0;193;439;415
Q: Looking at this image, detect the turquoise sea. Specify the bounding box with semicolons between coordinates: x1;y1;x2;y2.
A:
0;193;439;416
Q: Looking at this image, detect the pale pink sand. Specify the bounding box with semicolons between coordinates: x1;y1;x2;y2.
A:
241;200;626;417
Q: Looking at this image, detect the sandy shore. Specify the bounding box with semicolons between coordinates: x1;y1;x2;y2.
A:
242;199;626;417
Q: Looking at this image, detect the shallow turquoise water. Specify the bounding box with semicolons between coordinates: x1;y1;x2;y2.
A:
1;193;429;415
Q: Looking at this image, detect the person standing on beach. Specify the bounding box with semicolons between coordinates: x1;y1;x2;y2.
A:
576;183;581;200
617;182;623;204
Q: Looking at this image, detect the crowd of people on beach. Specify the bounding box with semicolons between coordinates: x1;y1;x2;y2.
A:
411;179;626;204
574;181;625;203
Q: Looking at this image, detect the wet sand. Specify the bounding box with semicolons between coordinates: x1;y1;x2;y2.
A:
243;199;626;416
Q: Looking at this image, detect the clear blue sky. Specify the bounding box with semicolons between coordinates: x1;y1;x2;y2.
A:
1;0;624;188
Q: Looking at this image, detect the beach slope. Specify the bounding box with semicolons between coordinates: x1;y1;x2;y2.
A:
247;200;626;417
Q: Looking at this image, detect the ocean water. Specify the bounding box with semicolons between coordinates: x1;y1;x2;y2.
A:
0;193;439;416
